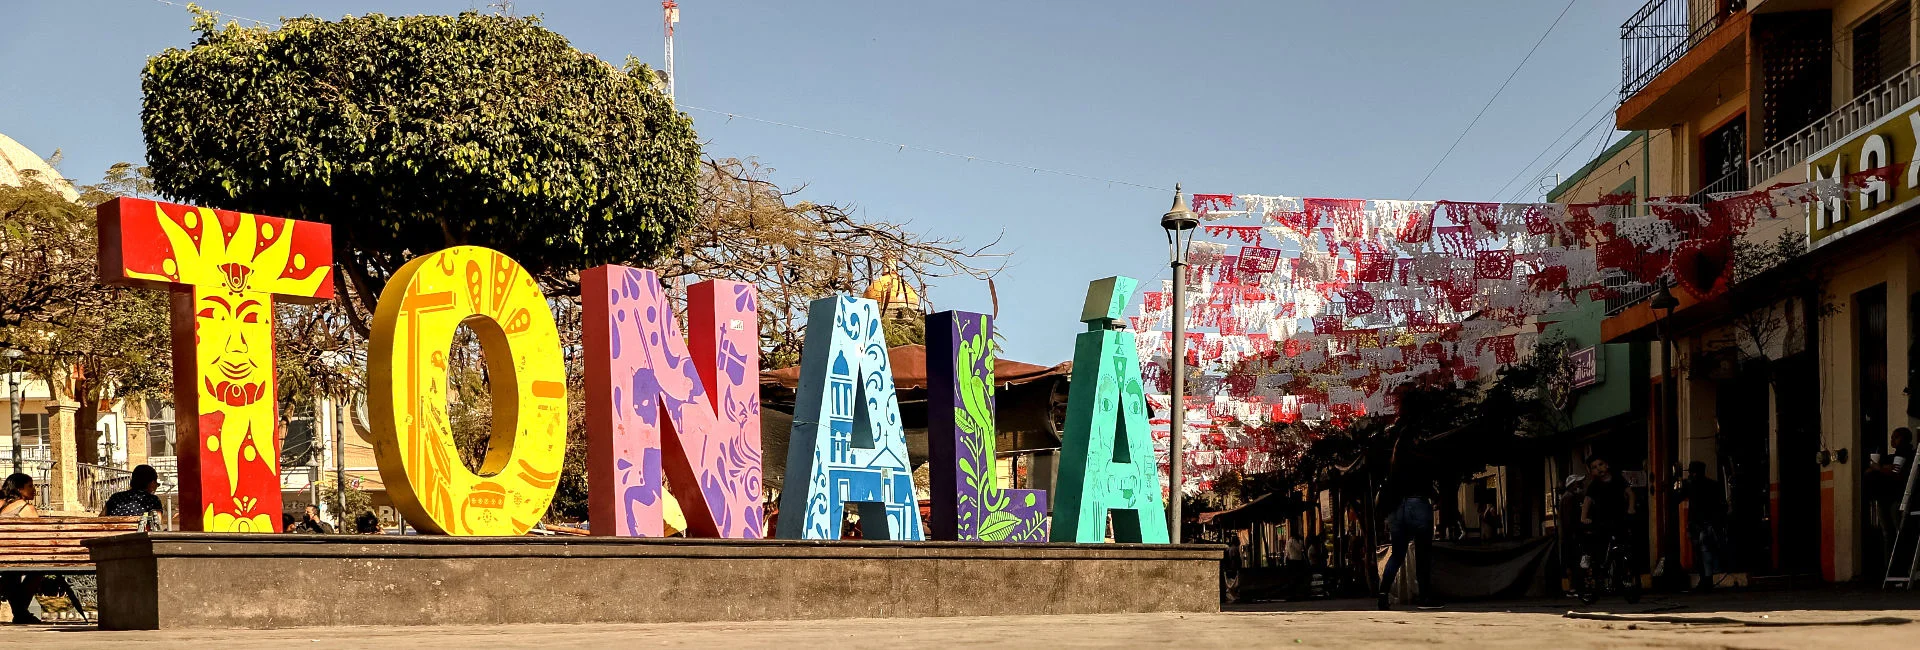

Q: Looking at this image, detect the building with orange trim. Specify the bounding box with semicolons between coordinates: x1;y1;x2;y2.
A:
1601;0;1920;585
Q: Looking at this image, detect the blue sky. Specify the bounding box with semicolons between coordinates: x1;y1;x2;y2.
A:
0;0;1639;363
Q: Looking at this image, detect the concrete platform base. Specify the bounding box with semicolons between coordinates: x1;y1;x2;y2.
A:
85;533;1223;629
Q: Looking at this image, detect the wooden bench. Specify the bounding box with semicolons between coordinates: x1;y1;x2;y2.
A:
0;516;143;622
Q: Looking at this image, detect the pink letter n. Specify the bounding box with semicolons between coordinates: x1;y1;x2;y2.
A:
584;265;764;538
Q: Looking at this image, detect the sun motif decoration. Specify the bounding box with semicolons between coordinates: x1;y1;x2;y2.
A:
98;198;333;532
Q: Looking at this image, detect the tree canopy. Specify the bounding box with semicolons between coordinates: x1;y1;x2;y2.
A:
0;175;99;336
141;10;702;322
0;166;173;463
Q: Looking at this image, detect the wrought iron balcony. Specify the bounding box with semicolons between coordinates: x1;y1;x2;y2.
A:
1602;168;1748;316
1689;166;1751;203
1622;0;1746;99
1604;273;1661;316
1751;60;1920;183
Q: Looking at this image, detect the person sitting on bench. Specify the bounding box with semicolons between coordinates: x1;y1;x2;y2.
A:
101;465;165;530
1;473;44;624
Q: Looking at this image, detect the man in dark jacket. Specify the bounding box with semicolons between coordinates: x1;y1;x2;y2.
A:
1677;461;1727;591
292;505;335;534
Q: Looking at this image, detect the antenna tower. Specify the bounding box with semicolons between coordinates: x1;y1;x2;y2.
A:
663;1;679;99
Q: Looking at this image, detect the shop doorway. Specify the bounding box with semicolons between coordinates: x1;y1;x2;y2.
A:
1715;359;1774;573
1772;351;1821;576
1858;284;1890;578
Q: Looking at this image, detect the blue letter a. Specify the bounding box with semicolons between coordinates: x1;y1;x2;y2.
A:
776;295;925;540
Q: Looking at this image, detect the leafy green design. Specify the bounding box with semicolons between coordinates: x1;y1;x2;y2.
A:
954;325;1011;532
978;511;1019;541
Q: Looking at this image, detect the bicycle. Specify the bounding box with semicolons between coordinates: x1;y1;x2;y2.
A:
1577;532;1642;606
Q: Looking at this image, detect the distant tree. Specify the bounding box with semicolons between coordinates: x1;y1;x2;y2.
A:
882;315;928;348
0;166;173;464
0;177;99;336
661;158;1004;367
318;474;375;528
141;9;701;332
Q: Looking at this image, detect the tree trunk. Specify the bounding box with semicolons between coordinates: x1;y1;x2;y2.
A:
75;388;100;465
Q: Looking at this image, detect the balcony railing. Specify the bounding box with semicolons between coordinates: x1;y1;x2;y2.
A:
1603;168;1748;316
1690;166;1751;203
1622;0;1746;99
1751;60;1920;182
1604;273;1661;316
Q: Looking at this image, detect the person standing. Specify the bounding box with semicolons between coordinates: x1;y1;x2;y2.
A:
1580;456;1636;582
1676;461;1727;592
1555;476;1588;595
1378;429;1439;610
1871;428;1916;557
101;465;165;531
1284;532;1308;564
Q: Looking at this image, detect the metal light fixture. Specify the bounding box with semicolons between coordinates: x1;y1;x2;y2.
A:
1161;184;1197;542
1649;279;1679;311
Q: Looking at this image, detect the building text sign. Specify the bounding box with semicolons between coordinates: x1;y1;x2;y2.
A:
1570;346;1599;389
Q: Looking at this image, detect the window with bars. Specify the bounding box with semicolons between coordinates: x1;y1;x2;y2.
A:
18;413;47;447
1757;10;1832;147
1853;1;1912;99
1701;115;1748;191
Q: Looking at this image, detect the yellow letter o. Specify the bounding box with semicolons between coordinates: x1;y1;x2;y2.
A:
369;246;567;535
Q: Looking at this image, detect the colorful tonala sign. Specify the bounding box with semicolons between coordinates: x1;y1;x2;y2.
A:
99;198;1167;542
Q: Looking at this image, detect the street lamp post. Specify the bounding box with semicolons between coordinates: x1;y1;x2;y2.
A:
5;349;22;476
1161;184;1198;543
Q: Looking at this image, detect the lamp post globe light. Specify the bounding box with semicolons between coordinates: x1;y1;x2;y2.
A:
1161;184;1198;542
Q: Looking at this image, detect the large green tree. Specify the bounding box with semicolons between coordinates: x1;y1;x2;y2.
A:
141;9;701;326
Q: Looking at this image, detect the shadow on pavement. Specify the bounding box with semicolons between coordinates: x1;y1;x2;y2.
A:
1228;584;1920;615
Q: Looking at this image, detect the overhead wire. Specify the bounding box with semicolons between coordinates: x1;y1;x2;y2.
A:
1507;110;1617;203
1490;86;1621;200
1406;0;1582;199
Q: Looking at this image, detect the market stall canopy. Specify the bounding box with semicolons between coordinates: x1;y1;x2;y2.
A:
1198;492;1309;529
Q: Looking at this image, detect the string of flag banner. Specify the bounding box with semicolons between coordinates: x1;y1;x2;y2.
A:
1139;165;1892;495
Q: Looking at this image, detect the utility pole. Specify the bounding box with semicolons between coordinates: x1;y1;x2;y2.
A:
663;1;679;99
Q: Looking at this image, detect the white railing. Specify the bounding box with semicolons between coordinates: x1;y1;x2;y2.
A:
1751;60;1920;182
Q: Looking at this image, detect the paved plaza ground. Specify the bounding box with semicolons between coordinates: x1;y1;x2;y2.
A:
2;588;1916;648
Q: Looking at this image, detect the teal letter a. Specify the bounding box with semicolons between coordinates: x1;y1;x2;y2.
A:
1050;276;1171;544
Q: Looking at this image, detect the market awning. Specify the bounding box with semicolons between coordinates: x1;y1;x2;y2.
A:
1197;492;1308;528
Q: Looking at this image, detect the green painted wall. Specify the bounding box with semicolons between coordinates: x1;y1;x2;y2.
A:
1542;133;1650;430
1545;299;1637;428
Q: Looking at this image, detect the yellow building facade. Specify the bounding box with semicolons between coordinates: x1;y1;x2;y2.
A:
1603;0;1920;583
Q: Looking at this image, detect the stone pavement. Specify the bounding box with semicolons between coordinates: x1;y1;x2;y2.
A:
2;589;1916;648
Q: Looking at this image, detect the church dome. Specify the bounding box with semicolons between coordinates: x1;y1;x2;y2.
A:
0;132;79;202
864;271;920;309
